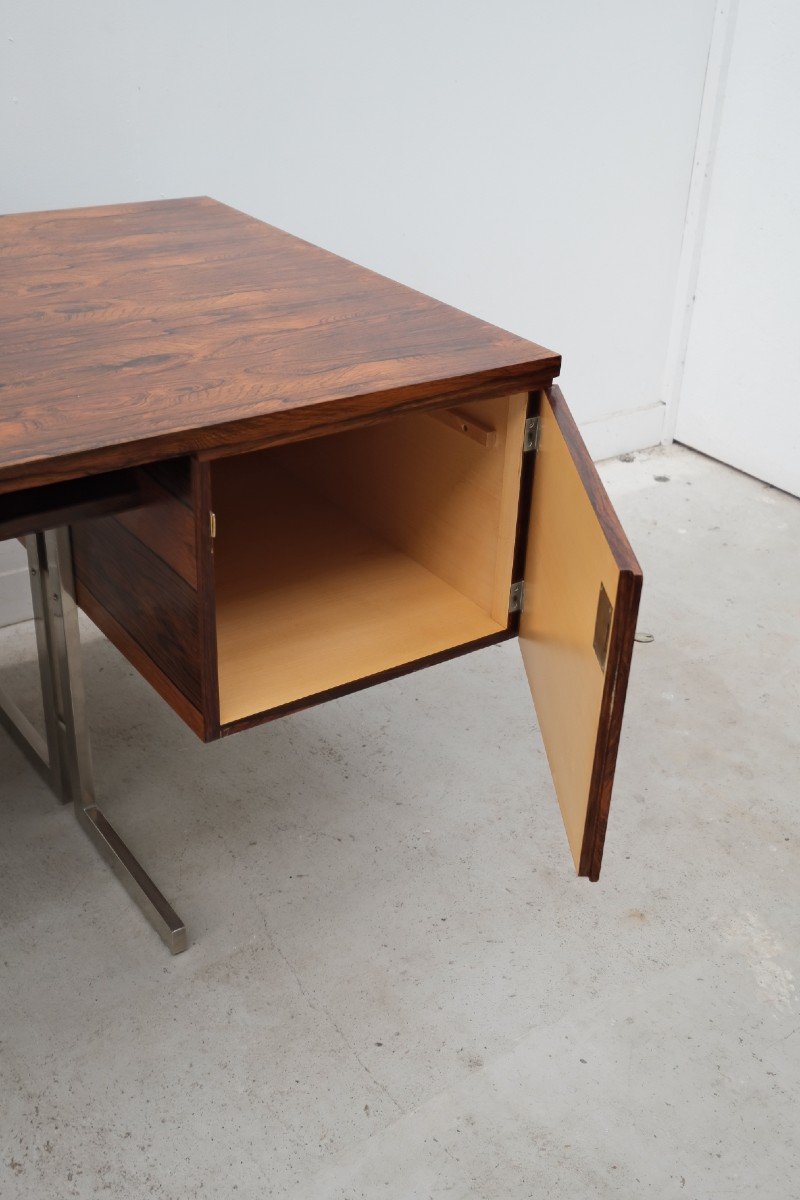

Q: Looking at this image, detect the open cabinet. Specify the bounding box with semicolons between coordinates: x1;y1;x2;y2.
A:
71;386;641;880
211;392;528;726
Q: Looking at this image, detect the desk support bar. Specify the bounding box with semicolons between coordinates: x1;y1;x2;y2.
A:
0;528;187;955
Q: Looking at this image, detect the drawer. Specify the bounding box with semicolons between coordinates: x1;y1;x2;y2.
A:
70;387;641;880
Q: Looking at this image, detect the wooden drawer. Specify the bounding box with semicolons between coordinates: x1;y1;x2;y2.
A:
71;386;641;880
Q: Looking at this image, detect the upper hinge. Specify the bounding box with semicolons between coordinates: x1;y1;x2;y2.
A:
523;415;540;452
209;511;217;539
508;580;525;613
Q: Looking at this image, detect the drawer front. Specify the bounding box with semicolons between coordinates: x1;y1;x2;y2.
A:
70;458;211;740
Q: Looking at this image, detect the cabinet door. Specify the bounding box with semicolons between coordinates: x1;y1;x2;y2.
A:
519;387;642;880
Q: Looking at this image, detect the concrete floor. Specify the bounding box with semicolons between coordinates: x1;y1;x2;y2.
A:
0;444;798;1198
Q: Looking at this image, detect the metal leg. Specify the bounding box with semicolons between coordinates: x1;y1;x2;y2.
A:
0;528;187;955
29;529;75;801
0;532;64;794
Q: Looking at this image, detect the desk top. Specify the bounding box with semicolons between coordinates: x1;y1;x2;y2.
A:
0;197;559;493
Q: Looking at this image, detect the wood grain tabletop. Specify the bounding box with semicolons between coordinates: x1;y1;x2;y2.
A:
0;196;559;493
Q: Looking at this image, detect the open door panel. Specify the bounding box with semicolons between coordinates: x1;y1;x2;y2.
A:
519;386;642;880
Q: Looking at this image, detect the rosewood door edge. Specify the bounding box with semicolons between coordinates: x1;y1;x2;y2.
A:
579;565;642;880
546;385;641;576
544;384;643;880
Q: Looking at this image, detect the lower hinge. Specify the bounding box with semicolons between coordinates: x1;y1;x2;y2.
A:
523;415;540;452
508;580;525;613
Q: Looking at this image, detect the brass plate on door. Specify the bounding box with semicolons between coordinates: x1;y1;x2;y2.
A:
593;583;613;671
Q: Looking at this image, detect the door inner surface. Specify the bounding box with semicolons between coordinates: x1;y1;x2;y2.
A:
519;387;642;880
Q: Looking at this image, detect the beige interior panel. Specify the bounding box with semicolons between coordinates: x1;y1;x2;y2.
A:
519;394;624;871
274;394;527;624
213;464;505;725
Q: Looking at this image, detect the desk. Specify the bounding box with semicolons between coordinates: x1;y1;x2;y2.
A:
0;197;641;953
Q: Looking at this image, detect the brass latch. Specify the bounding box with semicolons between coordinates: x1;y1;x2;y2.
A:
593;583;613;671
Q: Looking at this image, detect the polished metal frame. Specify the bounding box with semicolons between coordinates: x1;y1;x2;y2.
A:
0;528;187;954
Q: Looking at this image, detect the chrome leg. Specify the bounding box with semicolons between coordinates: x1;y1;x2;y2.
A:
0;532;64;794
0;528;187;955
0;535;58;796
28;529;76;801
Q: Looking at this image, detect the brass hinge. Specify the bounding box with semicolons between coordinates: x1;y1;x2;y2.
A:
523;415;540;452
209;511;217;539
508;580;525;613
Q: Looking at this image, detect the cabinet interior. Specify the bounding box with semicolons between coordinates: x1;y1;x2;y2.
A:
211;393;528;725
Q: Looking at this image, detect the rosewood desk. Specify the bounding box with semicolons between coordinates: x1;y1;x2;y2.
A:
0;197;642;953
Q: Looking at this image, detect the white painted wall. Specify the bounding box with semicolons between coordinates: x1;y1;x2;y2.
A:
674;0;800;497
1;1;717;623
2;1;715;440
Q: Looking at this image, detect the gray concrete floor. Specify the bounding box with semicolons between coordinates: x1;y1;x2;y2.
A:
1;444;798;1199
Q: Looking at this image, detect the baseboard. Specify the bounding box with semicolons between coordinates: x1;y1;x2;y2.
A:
580;402;665;462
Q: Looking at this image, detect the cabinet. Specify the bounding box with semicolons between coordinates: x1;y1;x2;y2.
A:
70;384;641;881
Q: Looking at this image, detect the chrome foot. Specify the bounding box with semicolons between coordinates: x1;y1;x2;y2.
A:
76;803;187;954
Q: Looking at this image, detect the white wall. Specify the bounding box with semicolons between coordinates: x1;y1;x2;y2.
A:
674;0;800;497
1;1;716;623
2;1;716;441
